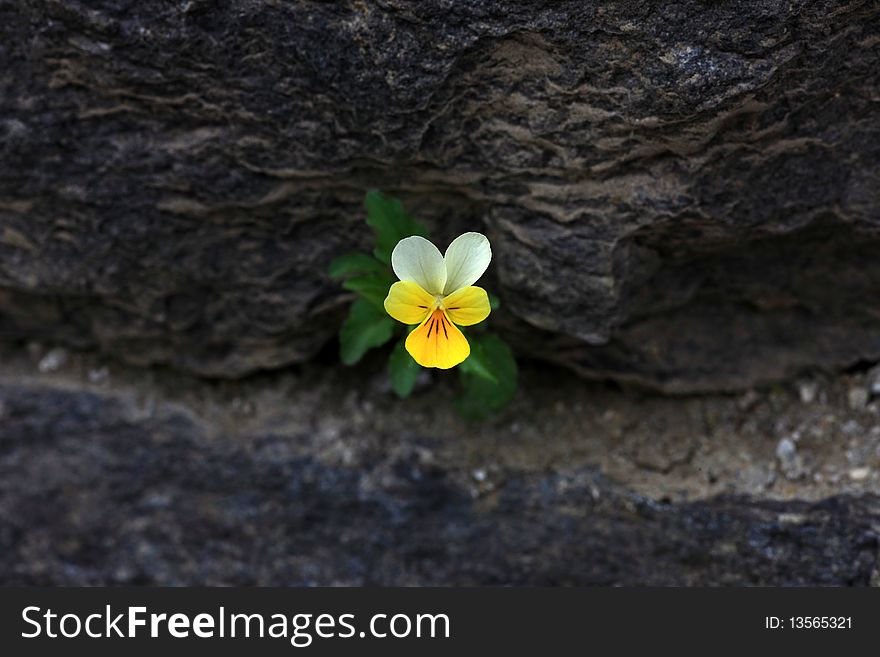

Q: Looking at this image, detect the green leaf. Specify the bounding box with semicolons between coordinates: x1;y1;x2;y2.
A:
456;333;517;420
488;292;502;311
388;339;421;398
458;339;498;383
328;252;388;278
342;273;393;309
339;298;395;365
365;190;429;265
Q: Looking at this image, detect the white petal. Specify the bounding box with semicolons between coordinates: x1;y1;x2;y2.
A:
391;236;447;295
442;232;491;294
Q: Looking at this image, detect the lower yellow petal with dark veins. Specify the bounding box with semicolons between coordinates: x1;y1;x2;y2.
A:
442;285;490;326
405;309;470;369
384;280;434;325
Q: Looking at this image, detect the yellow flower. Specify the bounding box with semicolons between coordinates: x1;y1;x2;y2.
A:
383;232;492;369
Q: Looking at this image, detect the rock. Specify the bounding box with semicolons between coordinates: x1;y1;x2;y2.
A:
797;380;819;404
775;437;803;480
1;381;878;585
849;467;871;482
37;347;68;374
776;437;796;460
87;366;110;385
867;365;880;397
848;386;870;411
2;2;880;390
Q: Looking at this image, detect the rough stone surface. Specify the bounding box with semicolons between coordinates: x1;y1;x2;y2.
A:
2;1;879;389
2;346;880;586
2;379;879;586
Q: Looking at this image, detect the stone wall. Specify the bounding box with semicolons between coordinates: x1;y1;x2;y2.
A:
2;1;879;390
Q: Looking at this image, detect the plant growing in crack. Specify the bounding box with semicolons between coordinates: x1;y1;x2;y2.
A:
329;190;517;419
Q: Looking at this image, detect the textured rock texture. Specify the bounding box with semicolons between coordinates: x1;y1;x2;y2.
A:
2;378;878;586
2;1;880;389
2;346;880;586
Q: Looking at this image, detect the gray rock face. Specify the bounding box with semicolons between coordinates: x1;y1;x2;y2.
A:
2;1;879;389
3;380;878;586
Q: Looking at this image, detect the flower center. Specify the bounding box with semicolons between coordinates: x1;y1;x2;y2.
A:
433;294;446;310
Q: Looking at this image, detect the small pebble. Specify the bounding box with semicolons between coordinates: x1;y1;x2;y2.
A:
775;437;803;479
867;365;880;396
775;437;796;460
87;366;110;384
38;347;68;373
848;387;869;410
849;467;871;481
798;380;818;404
778;513;807;524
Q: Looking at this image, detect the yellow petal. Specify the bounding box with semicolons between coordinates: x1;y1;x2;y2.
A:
405;309;470;369
384;281;434;325
442;285;490;326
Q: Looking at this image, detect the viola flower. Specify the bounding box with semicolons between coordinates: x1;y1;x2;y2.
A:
384;232;492;369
